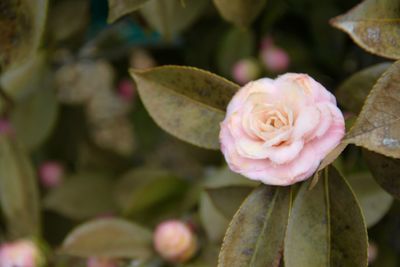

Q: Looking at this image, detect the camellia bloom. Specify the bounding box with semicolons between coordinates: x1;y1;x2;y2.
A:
220;73;345;185
0;239;44;267
153;220;197;263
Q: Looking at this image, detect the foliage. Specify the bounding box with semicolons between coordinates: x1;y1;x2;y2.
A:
0;0;400;266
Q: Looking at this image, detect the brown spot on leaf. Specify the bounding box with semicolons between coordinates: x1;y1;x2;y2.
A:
0;0;33;71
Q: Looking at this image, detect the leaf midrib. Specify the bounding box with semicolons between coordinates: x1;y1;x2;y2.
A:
336;18;400;23
324;169;331;267
135;73;230;115
248;188;278;266
345;116;400;140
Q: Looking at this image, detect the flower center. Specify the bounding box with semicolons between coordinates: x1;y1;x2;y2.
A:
263;110;288;129
247;103;294;143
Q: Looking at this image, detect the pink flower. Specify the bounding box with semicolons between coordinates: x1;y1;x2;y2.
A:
0;240;44;267
87;257;117;267
259;37;290;73
117;79;135;102
153;220;197;263
0;119;14;136
38;161;64;188
220;73;345;185
261;47;290;73
232;59;261;85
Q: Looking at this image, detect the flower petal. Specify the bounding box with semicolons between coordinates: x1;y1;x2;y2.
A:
226;78;276;115
265;140;304;164
292;106;320;140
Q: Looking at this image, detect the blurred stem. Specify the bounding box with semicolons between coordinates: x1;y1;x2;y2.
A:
0;86;14;116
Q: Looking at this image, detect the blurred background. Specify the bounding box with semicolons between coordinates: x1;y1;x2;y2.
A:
0;0;398;266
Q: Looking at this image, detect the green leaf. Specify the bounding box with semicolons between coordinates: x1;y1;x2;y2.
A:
200;191;230;243
213;0;267;27
0;52;47;100
205;166;259;188
0;0;49;72
130;66;239;149
344;60;400;158
47;0;90;42
330;0;400;59
309;142;347;190
184;243;219;267
363;149;400;200
113;168;188;216
336;62;391;114
347;171;393;227
199;167;256;242
217;27;255;78
140;0;209;39
44;172;117;220
108;0;150;23
218;185;291;267
206;186;253;219
60;218;153;259
0;134;40;238
11;70;58;151
284;167;368;267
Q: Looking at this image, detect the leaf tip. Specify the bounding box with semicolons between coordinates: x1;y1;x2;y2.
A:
329;15;345;31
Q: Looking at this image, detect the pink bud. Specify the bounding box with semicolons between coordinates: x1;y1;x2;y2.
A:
0;240;44;267
368;242;378;264
117;79;135;102
260;45;290;73
38;161;64;188
153;220;198;263
232;59;261;85
0;119;14;136
87;257;118;267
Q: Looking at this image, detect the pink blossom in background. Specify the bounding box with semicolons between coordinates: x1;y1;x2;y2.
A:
38;161;64;188
219;73;345;186
117;79;136;102
0;240;43;267
153;220;197;263
260;37;290;73
87;258;118;267
0;119;14;136
232;59;261;85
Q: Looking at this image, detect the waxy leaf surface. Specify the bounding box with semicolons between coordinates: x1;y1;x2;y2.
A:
331;0;400;59
213;0;267;27
218;185;291;267
60;218;152;259
344;60;400;158
130;66;239;149
285;167;368;267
